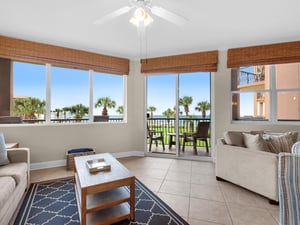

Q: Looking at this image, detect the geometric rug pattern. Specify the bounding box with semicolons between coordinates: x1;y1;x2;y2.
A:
14;177;189;225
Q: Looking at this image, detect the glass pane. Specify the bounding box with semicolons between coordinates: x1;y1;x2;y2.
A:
147;74;176;154
232;66;268;91
232;92;269;121
93;72;124;122
13;61;46;122
179;72;211;157
276;63;300;89
277;91;300;121
51;66;89;123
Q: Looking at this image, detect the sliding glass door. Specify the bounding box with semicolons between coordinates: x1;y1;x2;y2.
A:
146;72;211;158
147;74;177;155
178;72;211;157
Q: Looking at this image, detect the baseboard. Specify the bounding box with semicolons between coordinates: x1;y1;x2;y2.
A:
30;151;145;171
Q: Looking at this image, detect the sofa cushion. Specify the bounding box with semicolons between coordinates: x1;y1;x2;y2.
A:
0;133;9;166
243;133;269;152
224;131;244;147
265;133;294;154
0;176;15;208
0;162;27;184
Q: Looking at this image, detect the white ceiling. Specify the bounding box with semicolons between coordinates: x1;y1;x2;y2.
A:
0;0;299;60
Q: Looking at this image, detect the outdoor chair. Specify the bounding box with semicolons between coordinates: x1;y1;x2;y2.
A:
278;152;300;225
182;122;210;155
147;125;165;152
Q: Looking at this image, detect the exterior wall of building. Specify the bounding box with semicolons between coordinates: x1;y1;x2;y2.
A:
276;63;300;120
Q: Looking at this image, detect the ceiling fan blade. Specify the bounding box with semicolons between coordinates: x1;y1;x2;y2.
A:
150;6;187;26
94;6;132;25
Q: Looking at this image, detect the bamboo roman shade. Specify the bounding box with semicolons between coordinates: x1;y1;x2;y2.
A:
227;41;300;68
141;50;218;74
0;35;129;75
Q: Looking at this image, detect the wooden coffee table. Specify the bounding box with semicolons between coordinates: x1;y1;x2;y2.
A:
74;153;135;225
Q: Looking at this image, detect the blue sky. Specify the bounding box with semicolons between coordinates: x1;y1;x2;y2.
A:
147;72;211;116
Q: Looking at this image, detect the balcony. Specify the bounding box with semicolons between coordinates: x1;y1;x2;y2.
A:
147;117;211;156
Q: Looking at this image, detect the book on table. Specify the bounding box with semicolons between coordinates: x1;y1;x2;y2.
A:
86;158;111;173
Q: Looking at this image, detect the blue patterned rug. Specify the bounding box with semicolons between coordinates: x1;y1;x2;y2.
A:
14;177;189;225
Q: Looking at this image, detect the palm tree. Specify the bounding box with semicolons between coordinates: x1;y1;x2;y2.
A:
13;97;46;119
69;104;89;119
195;101;211;118
94;97;116;116
147;106;156;118
163;108;174;128
179;96;193;117
116;106;123;115
62;107;71;119
53;108;62;119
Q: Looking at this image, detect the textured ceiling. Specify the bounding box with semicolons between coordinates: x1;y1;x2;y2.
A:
0;0;299;60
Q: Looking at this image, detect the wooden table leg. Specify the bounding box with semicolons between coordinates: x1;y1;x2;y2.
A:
130;178;135;220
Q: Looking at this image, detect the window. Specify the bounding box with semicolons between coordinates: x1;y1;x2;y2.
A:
276;63;300;121
232;63;300;122
93;72;124;121
51;66;89;122
7;61;125;124
13;61;46;121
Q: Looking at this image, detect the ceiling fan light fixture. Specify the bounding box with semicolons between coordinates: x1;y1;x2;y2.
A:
130;7;153;27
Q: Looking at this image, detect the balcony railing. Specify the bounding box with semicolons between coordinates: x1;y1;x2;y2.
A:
239;71;265;85
148;117;211;148
22;118;123;124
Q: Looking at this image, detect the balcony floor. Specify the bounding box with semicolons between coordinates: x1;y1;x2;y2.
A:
147;145;211;157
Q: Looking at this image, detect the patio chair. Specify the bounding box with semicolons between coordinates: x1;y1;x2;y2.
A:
147;125;165;152
278;152;300;225
182;122;210;155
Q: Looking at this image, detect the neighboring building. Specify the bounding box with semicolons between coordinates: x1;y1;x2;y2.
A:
235;63;300;121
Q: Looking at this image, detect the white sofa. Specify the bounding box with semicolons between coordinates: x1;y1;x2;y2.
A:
0;148;30;225
216;138;278;203
215;131;298;203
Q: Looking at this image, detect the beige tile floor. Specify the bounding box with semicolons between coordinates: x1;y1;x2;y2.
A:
30;156;279;225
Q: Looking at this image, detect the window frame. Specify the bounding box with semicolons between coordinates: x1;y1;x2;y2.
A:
11;61;126;125
231;64;300;124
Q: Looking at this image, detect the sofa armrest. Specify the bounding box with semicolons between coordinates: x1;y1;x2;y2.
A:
7;148;30;189
7;148;30;164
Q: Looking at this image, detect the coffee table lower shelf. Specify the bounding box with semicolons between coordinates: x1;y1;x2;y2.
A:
74;173;132;225
86;203;130;225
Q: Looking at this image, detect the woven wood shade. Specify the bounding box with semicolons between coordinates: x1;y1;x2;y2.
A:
227;41;300;68
141;51;218;74
0;35;129;75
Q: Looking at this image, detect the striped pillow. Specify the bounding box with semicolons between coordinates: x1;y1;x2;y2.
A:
265;133;294;154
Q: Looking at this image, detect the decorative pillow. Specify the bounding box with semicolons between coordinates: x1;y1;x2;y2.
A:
250;130;265;135
264;133;294;154
224;131;244;147
242;133;268;152
0;133;10;166
285;131;298;143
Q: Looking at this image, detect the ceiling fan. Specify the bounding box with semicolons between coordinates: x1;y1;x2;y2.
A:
93;0;188;27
